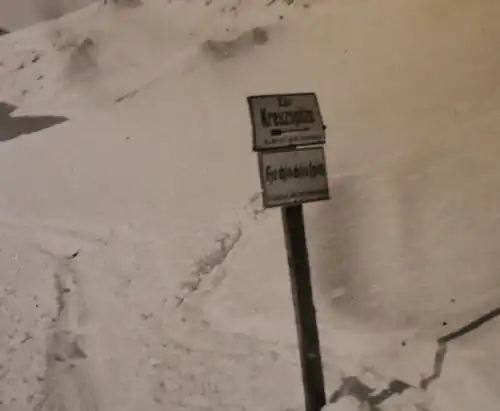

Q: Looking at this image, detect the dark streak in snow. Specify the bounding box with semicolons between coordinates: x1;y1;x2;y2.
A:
420;305;500;390
420;343;447;390
439;307;500;344
329;305;500;409
329;376;413;411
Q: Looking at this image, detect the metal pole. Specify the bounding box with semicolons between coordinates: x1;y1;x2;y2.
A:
281;204;326;411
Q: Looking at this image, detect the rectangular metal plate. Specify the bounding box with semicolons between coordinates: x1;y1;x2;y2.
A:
248;93;326;151
258;147;330;208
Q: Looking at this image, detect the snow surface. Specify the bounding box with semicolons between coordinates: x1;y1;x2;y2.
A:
0;0;97;31
1;0;500;410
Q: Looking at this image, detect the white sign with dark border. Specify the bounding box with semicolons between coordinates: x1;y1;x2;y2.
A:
248;93;326;151
258;146;330;208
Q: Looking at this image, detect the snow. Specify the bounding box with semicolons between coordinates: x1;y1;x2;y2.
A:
1;0;500;410
0;0;97;31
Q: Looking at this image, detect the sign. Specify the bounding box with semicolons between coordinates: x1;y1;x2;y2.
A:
258;146;330;208
248;93;326;151
247;92;329;411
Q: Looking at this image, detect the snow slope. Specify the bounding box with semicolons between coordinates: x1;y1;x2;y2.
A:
0;0;96;31
1;0;500;410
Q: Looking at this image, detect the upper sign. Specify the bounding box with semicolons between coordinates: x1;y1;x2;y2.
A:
248;93;326;151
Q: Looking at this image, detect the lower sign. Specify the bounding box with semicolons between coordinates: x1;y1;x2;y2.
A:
258;147;330;208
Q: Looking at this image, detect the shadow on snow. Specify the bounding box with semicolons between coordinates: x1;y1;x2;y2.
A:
0;102;68;142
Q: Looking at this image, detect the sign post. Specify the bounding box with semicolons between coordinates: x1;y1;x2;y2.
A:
282;204;327;411
248;93;329;411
